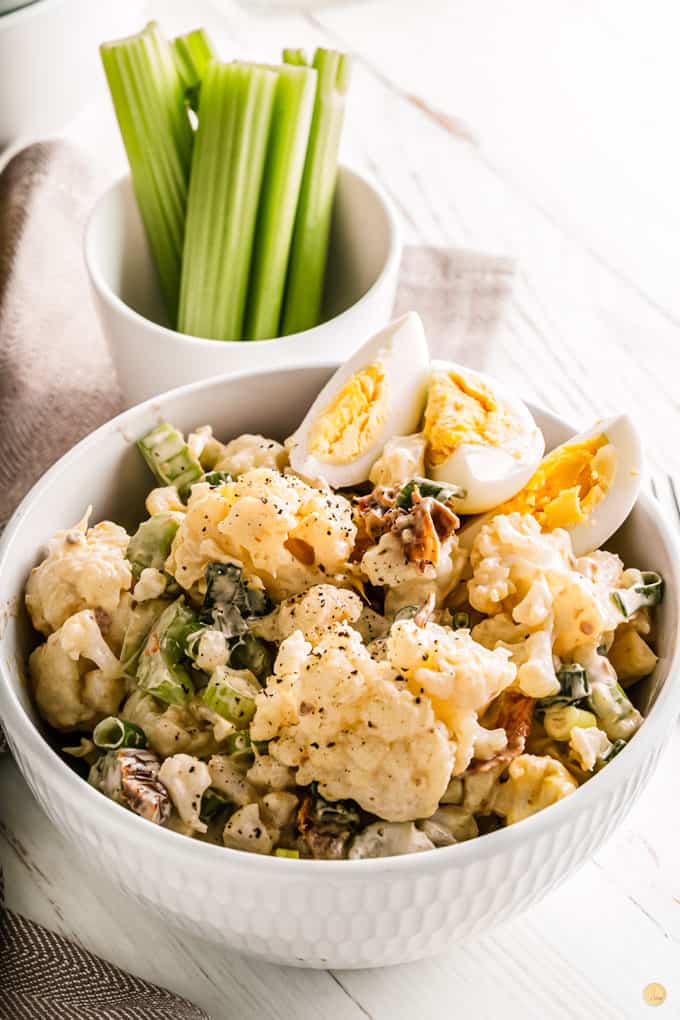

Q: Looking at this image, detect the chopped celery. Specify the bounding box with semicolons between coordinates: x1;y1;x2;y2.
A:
93;716;147;751
451;612;470;630
178;61;278;340
127;513;179;579
201;667;260;727
588;679;643;741
244;63;317;340
543;705;596;742
171;27;216;110
136;599;201;706
100;21;193;322
120;598;169;675
274;848;300;858
137;422;203;495
200;787;232;821
281;48;351;335
538;664;590;710
224;730;254;762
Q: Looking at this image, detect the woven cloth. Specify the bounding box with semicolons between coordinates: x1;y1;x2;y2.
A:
0;139;515;1017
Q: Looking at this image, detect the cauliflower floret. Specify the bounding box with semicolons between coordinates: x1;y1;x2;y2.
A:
473;616;559;699
145;486;186;517
132;567;167;602
213;434;288;476
122;690;226;758
251;625;453;821
26;510;132;635
208;754;259;807
569;726;612;772
223;803;276;854
166;469;355;598
362;532;467;618
493;753;577;824
368;434;427;488
246;755;296;791
30;611;124;731
158;754;211;834
348;821;434;859
387;619;516;774
187;424;228;469
252;584;362;645
193;629;230;672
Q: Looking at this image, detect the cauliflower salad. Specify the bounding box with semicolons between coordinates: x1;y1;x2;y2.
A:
25;315;663;860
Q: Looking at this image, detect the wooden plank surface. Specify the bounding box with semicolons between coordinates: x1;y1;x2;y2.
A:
3;0;680;1016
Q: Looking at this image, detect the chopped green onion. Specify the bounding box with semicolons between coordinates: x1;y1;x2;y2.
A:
200;787;232;821
395;477;467;510
137;422;203;495
452;612;470;630
171;27;215;110
274;848;300;858
229;633;273;682
611;571;664;618
538;664;590;710
253;739;270;755
244;63;317;340
204;563;272;625
224;730;254;762
178;61;278;340
281;48;351;335
588;679;643;741
602;738;626;763
202;471;232;487
201;667;260;727
136;599;201;706
127;513;179;580
100;21;193;322
93;716;147;751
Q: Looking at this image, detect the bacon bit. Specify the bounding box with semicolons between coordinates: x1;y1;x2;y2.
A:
118;748;171;825
471;691;535;773
354;485;459;574
284;537;316;566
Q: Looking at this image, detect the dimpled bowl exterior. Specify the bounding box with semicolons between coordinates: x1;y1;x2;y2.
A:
1;365;679;969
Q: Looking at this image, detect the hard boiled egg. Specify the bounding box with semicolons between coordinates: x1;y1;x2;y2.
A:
459;415;642;556
287;312;430;487
422;365;545;513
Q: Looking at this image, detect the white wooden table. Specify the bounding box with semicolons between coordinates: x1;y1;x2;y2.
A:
3;1;680;1017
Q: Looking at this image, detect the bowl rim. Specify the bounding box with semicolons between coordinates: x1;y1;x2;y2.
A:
0;0;69;28
83;165;403;351
2;361;680;875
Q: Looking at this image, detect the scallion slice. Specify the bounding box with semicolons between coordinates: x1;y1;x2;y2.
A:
611;571;664;618
93;717;147;751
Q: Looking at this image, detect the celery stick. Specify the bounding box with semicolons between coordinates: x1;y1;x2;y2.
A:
244;63;317;340
171;27;216;110
179;61;278;341
100;22;193;324
282;48;308;67
281;48;351;335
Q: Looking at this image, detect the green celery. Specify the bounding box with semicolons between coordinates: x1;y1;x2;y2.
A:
281;48;351;335
179;61;278;341
244;63;317;340
171;27;216;110
100;21;193;323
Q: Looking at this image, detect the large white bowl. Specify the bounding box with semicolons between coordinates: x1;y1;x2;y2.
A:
85;168;402;407
1;365;679;969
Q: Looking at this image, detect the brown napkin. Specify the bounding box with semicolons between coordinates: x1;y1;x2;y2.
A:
0;140;515;1015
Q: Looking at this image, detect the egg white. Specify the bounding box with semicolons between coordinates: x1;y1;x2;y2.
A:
287;312;430;487
425;363;545;514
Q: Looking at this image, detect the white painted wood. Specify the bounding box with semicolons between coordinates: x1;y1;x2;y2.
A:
3;0;680;1016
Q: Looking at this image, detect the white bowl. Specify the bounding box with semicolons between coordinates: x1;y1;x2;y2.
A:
0;0;144;150
1;365;679;969
85;169;402;407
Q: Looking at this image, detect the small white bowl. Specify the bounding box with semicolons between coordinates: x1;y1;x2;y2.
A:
0;0;143;150
1;364;679;969
85;168;402;407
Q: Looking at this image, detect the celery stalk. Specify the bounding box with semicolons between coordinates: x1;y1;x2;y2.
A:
281;48;351;336
100;22;193;324
179;61;278;341
244;63;317;340
171;27;216;110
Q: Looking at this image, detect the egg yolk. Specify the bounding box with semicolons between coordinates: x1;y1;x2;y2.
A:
498;435;618;529
423;371;518;465
308;361;388;465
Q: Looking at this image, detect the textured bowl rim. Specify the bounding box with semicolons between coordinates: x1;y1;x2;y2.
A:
1;362;680;875
83;166;403;351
